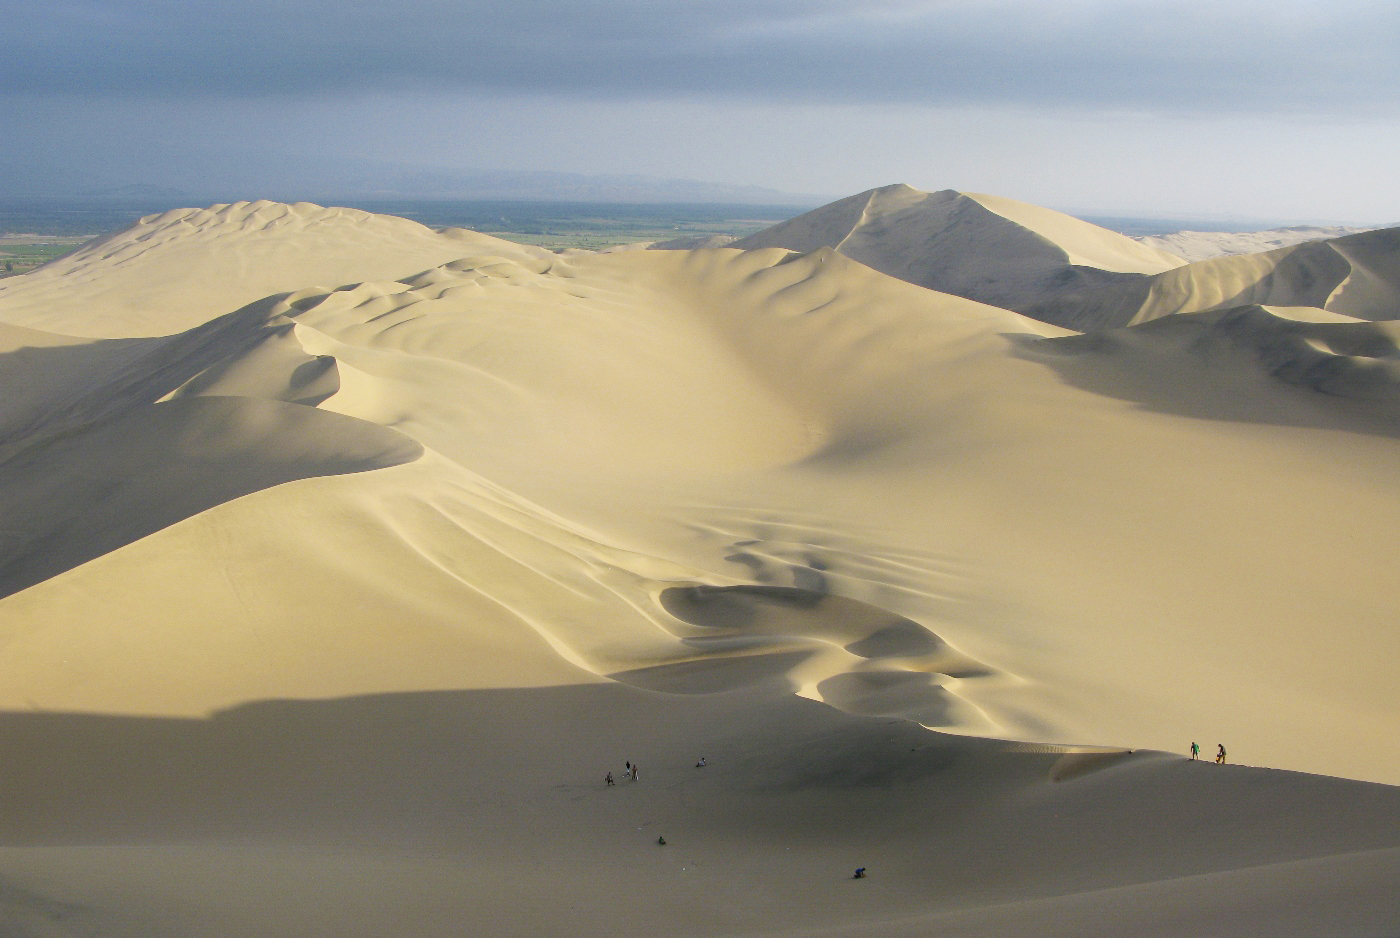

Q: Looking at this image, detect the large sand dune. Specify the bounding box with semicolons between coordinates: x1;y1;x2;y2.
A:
0;197;1395;935
724;184;1186;315
728;186;1400;332
0;200;547;338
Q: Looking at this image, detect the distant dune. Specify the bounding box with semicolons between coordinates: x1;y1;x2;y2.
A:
1135;224;1375;262
0;194;1395;937
1026;227;1400;330
724;186;1400;332
724;183;1186;314
0;200;548;337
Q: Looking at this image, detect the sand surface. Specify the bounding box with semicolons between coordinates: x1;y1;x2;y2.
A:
0;196;1395;935
726;185;1186;320
1136;224;1375;262
1029;226;1400;330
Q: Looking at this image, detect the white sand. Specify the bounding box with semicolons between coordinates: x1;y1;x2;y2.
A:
0;197;1395;936
1136;225;1374;262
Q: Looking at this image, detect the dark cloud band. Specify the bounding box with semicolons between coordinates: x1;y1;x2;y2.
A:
3;0;1398;113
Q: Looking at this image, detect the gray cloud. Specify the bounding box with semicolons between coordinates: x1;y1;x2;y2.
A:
3;0;1398;113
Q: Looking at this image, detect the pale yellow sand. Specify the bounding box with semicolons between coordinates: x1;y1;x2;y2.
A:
0;200;547;338
0;199;1395;935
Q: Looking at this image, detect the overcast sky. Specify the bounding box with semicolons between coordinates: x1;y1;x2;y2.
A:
4;0;1398;221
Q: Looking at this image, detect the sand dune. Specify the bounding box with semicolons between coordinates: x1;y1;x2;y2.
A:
0;239;1393;780
726;187;1400;333
1031;225;1400;330
0;685;1396;938
0;196;1395;935
1027;305;1400;406
1136;224;1375;262
0;200;547;338
722;184;1185;315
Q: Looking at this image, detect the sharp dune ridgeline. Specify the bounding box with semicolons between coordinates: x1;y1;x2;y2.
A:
0;193;1396;937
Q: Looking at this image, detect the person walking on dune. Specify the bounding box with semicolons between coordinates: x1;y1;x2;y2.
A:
606;772;614;786
631;763;639;781
1190;742;1199;760
1216;744;1227;764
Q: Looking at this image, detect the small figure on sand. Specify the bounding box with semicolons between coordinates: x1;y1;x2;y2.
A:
695;757;707;767
606;772;614;786
631;763;639;781
1216;744;1227;764
853;868;866;879
1190;742;1199;760
657;836;667;846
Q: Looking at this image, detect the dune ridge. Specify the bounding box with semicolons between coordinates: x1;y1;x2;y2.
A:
0;200;548;338
723;184;1185;315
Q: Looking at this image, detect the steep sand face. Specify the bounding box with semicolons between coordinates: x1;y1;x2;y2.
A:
0;200;547;338
0;200;1395;935
726;184;1184;315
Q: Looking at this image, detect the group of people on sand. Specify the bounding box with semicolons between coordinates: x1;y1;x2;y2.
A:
605;761;640;786
1190;742;1227;764
605;757;709;786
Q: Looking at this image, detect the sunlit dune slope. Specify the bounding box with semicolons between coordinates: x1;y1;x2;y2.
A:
0;200;547;337
0;223;1396;786
724;184;1185;315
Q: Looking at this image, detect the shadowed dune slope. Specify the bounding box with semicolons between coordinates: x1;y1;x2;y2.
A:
0;396;421;599
724;184;1184;315
1015;304;1400;411
0;305;422;598
0;200;548;337
1031;226;1400;330
0;684;1395;938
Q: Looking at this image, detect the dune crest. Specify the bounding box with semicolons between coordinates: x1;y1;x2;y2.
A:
0;200;548;338
721;184;1184;316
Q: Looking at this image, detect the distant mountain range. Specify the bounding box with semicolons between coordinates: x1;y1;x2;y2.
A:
0;157;830;206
